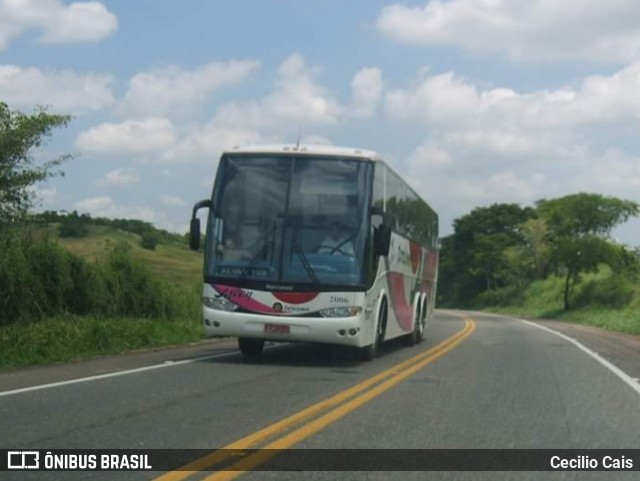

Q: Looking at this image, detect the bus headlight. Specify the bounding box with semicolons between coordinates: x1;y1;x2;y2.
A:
319;307;362;318
203;296;238;312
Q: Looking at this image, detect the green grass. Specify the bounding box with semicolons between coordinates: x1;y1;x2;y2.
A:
55;224;203;288
0;222;207;370
0;315;204;370
485;267;640;336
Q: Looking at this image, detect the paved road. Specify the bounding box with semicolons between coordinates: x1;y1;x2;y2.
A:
1;311;639;481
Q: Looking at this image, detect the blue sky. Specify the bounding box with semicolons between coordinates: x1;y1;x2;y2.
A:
1;0;639;244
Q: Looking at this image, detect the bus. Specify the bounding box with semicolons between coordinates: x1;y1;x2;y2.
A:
189;144;439;360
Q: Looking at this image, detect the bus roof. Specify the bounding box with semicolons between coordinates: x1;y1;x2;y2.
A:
224;144;383;160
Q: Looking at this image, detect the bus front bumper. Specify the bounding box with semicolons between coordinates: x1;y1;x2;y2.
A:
202;307;370;347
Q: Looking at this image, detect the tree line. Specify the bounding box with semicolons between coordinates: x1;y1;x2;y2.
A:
438;194;639;310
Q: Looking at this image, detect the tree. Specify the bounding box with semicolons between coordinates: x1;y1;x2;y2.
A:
518;217;551;280
0;103;72;226
536;193;639;238
439;203;535;306
536;193;640;310
58;211;90;238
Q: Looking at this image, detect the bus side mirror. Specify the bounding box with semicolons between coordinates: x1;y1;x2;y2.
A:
374;225;391;256
189;218;201;250
189;199;213;251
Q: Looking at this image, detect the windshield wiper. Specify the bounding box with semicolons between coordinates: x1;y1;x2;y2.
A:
237;222;277;284
291;238;320;286
238;241;271;284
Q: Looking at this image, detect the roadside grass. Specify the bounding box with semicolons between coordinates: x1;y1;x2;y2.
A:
0;315;204;370
485;267;640;336
487;305;640;336
0;223;207;370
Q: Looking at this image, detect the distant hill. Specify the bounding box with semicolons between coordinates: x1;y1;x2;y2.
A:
32;211;203;288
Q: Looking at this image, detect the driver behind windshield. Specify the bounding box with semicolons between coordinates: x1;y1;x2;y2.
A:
318;222;354;256
218;203;251;260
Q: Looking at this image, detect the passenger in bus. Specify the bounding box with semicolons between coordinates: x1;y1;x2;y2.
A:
317;222;355;256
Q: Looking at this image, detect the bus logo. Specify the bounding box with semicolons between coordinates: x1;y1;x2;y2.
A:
272;302;283;313
8;451;39;469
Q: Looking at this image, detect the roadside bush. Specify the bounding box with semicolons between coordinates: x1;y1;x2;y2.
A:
0;233;193;326
0;233;36;324
140;231;160;250
573;272;636;309
475;284;524;308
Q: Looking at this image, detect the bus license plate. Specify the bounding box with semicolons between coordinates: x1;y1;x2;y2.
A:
265;324;289;334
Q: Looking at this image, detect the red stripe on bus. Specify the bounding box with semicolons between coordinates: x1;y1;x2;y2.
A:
272;292;319;304
388;272;413;332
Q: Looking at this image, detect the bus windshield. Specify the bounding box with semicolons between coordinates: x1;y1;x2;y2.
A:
204;154;373;289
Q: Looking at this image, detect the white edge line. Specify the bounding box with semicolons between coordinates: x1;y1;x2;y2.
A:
0;350;240;398
518;318;640;397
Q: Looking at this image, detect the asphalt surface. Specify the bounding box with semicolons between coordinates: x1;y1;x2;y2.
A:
1;310;639;481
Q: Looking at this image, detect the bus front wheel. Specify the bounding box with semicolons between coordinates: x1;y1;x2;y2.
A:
238;337;265;358
360;299;387;361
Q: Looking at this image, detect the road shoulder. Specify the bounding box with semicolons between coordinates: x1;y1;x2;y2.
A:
524;318;640;382
0;338;236;393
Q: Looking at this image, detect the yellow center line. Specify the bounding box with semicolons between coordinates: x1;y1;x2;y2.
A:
203;319;475;481
153;316;475;481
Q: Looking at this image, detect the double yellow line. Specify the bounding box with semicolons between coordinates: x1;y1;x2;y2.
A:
154;317;475;481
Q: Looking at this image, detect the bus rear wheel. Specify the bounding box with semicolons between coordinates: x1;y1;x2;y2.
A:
405;304;425;347
238;337;264;358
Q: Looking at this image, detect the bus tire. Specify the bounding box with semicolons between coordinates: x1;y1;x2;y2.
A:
360;298;387;361
405;302;424;347
238;337;264;358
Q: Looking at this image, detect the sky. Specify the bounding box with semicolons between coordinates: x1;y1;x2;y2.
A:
1;0;639;245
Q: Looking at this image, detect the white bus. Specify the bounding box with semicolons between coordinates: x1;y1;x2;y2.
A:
189;145;438;360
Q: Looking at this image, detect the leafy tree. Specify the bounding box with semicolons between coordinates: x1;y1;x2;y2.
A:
58;211;90;238
518;217;551;280
536;193;639;238
0;103;72;226
536;193;639;310
439;203;535;306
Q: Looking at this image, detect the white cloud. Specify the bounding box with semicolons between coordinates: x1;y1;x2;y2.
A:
122;60;260;116
349;67;383;118
161;123;262;164
0;0;117;49
386;71;479;127
214;54;343;130
75;117;177;154
98;168;139;187
161;195;186;207
377;0;640;63
386;64;640;132
408;142;452;167
591;149;640;191
405;137;640;239
389;64;640;237
0;65;114;112
300;134;333;146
